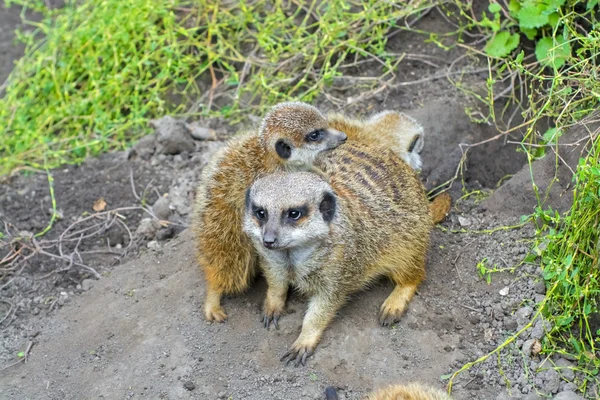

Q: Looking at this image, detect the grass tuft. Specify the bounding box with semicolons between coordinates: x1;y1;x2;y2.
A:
0;0;436;174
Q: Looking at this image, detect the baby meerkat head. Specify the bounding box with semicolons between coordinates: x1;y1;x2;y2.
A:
368;110;424;171
259;102;348;166
242;172;337;251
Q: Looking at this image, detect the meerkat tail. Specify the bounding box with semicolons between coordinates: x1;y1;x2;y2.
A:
365;383;452;400
325;386;339;400
429;192;451;224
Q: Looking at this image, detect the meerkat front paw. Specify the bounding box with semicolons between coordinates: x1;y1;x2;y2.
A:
280;336;319;366
204;305;228;323
378;295;409;326
261;301;285;329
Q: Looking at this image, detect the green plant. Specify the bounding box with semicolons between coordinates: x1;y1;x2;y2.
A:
0;0;438;175
434;0;599;393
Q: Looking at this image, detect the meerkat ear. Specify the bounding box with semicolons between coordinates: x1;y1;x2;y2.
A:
275;139;292;159
319;191;336;222
245;188;251;210
407;134;421;153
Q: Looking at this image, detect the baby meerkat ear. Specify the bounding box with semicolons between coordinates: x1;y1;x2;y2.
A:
407;134;421;153
319;191;336;222
275;139;292;159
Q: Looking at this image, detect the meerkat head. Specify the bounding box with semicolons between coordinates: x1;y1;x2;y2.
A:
243;172;337;251
367;110;424;171
259;102;348;166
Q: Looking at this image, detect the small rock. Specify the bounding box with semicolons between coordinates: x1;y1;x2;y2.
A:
555;358;575;381
152;116;196;155
515;306;533;324
136;218;158;239
553;391;584;400
129;134;157;160
81;279;95;292
499;287;510;296
31;307;40;315
458;216;471;227
187;122;218;141
522;394;542;400
504;317;518;331
562;383;577;392
217;391;227;399
156;226;175;241
147;241;161;250
542;368;560;394
533;281;546;294
152;197;172;221
531;318;552;340
183;381;196;391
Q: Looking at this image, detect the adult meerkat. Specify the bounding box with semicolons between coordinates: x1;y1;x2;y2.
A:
243;143;437;365
325;383;452;400
193;102;347;322
194;102;442;323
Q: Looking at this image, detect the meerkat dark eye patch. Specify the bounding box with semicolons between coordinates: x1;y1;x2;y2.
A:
251;204;267;223
275;139;292;159
284;205;308;223
305;129;325;142
319;192;336;222
407;134;421;153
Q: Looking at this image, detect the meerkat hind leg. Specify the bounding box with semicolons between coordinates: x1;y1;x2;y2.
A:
262;272;289;330
378;282;418;327
204;287;228;322
281;294;343;367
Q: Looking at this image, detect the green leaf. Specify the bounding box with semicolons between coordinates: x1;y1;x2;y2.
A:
440;373;453;380
508;0;521;17
556;315;574;326
484;31;520;58
542;127;562;144
548;12;560;28
520;27;538;40
535;36;571;68
17;351;25;358
518;4;549;29
488;2;502;13
515;50;525;63
588;0;599;10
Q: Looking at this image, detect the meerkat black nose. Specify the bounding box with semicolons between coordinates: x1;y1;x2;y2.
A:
263;238;277;248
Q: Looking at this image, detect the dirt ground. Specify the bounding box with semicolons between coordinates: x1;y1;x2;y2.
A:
0;4;592;400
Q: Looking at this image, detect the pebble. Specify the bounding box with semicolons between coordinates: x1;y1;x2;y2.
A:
553;391;584;400
136;218;158;239
217;391;227;398
555;358;575;380
152;197;172;220
81;279;95;292
183;381;196;391
515;306;533;324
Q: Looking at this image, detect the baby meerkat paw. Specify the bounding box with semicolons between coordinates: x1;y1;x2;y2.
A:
204;305;228;323
280;337;318;367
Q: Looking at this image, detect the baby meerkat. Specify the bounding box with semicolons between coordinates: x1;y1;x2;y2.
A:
325;383;452;400
243;142;434;365
194;101;440;323
328;110;425;171
193;102;348;322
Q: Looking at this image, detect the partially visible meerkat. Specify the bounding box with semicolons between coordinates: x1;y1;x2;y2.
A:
328;110;425;171
243;142;435;365
324;383;452;400
194;102;442;323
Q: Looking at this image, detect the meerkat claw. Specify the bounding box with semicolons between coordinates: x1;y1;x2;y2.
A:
261;312;281;330
280;345;313;366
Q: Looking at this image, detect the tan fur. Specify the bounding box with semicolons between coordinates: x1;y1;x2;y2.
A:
243;142;432;364
365;383;452;400
193;102;428;322
328;110;425;170
429;192;451;224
